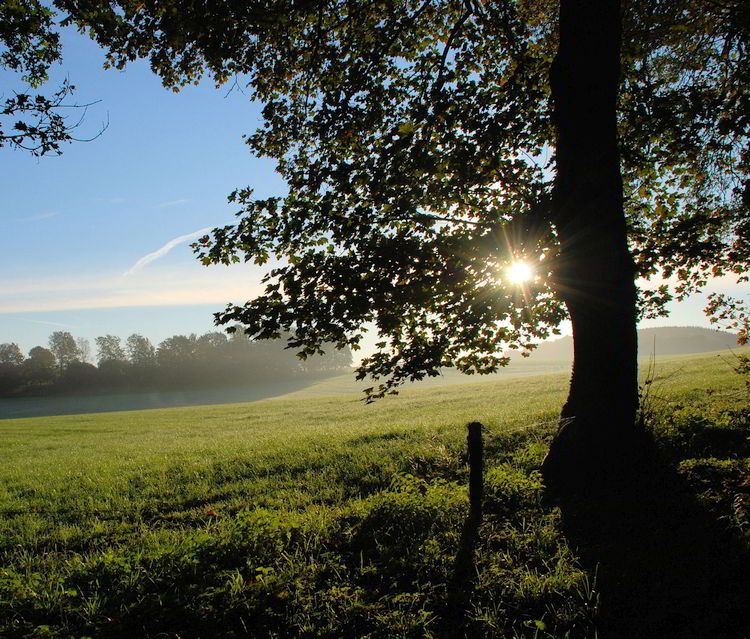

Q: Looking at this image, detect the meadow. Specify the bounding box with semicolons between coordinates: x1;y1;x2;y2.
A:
0;351;748;637
0;357;571;420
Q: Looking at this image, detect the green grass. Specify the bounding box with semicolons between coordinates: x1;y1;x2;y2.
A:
0;357;572;419
0;351;748;637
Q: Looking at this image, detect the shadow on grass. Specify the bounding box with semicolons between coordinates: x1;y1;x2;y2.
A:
557;460;750;639
439;422;484;638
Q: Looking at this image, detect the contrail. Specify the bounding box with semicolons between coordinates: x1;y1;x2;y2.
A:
20;318;77;328
123;227;212;276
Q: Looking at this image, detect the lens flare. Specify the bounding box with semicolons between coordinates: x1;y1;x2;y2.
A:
509;261;533;284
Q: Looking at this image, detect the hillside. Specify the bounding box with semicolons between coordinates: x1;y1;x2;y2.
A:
519;326;741;361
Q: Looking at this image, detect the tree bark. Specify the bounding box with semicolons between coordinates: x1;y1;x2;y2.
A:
541;0;643;493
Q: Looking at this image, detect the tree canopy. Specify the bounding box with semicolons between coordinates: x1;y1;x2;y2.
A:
56;0;748;402
95;334;127;365
48;330;81;371
1;0;106;155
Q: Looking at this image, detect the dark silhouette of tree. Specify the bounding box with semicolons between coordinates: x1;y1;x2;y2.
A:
156;334;198;368
0;343;24;367
1;0;105;155
23;345;56;388
48;331;80;372
60;360;99;391
95;334;126;365
59;0;748;491
0;343;24;394
93;334;130;387
196;331;228;356
126;333;156;368
157;334;209;387
538;0;639;487
0;329;353;397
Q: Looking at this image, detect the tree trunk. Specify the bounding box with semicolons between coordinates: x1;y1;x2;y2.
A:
541;0;643;493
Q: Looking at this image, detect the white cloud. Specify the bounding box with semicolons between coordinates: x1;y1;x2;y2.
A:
0;263;268;314
123;227;212;276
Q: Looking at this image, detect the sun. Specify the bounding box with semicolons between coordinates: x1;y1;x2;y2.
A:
509;261;533;284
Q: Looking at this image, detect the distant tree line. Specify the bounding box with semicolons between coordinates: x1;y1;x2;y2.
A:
0;330;352;397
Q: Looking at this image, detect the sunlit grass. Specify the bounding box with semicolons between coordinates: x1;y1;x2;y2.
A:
0;350;743;556
0;349;746;637
0;372;570;551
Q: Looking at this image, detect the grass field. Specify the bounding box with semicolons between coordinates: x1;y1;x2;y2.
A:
1;350;748;637
0;357;572;420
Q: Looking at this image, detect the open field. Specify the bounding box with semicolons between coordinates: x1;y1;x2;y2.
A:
0;358;573;420
3;343;738;420
1;350;748;637
3;325;741;420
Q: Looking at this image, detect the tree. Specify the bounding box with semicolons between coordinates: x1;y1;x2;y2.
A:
126;333;156;368
23;345;56;387
60;360;99;390
95;334;126;365
0;342;24;367
76;337;92;364
48;330;80;372
95;334;129;386
1;0;104;155
156;334;198;368
0;342;24;394
65;0;749;491
195;331;229;361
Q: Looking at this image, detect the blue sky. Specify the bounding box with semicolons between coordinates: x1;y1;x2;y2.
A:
1;24;286;356
0;22;743;361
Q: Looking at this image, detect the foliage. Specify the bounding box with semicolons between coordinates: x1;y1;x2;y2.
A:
0;343;25;394
54;0;749;399
0;0;98;154
22;345;55;386
125;332;156;367
75;336;92;363
60;359;99;388
620;1;750;308
705;294;750;345
0;342;23;367
95;334;126;365
47;330;81;371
